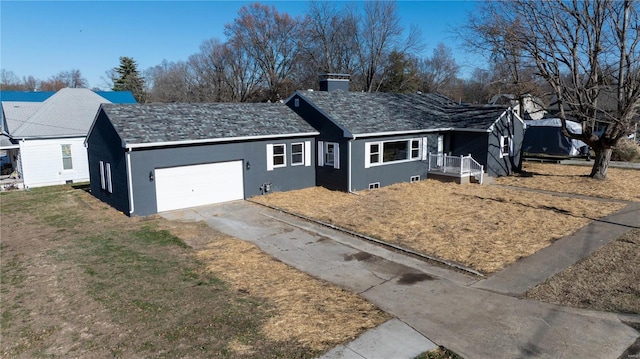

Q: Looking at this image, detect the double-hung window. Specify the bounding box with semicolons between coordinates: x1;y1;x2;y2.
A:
61;144;73;170
291;143;304;166
273;144;286;167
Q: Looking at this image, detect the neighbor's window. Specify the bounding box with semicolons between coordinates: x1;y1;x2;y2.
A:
273;144;286;167
61;144;73;170
291;143;304;166
325;143;335;166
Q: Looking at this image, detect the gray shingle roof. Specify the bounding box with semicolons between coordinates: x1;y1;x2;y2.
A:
3;88;113;138
297;91;508;135
103;102;318;146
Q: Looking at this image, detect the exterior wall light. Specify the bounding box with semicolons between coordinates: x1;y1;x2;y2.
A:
149;171;154;182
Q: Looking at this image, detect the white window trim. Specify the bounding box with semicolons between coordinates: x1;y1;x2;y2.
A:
499;135;513;158
368;182;380;190
61;144;73;170
291;142;304;166
410;175;420;182
266;143;287;171
365;138;423;168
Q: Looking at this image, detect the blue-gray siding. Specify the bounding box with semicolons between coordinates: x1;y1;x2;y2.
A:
349;134;440;191
87;111;130;214
127;138;316;216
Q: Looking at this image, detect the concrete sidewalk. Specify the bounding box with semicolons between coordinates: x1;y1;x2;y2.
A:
162;202;639;359
474;201;640;295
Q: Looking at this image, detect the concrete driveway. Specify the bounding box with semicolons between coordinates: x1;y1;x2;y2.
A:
162;201;639;359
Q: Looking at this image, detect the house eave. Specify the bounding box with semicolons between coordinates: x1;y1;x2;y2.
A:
351;128;452;139
124;131;320;150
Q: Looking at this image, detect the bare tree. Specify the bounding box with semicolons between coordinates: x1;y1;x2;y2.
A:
22;76;38;91
1;70;26;90
354;1;403;92
40;69;88;90
225;3;301;101
299;1;359;78
468;0;640;179
419;43;460;94
146;60;193;103
464;8;545;120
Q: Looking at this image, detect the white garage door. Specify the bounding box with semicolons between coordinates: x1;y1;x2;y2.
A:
155;161;244;212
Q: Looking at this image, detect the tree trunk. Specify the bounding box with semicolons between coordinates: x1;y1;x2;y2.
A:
589;147;613;180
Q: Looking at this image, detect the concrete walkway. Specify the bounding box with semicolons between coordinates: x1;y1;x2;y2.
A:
162;201;639;359
474;201;640;295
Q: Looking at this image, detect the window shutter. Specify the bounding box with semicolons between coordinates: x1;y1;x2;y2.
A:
318;141;324;166
105;163;113;193
99;161;105;190
304;141;311;167
333;143;340;169
266;144;274;171
509;135;514;156
421;137;428;161
364;143;371;168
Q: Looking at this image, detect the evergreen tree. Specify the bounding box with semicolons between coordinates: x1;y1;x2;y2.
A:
112;56;146;102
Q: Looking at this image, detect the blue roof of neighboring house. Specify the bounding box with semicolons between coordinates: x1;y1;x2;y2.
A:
95;91;137;104
0;90;136;104
0;91;56;102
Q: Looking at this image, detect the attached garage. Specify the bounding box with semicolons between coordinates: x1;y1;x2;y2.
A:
155;161;244;212
86;102;319;216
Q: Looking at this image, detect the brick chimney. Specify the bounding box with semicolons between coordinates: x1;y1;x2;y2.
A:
319;73;350;92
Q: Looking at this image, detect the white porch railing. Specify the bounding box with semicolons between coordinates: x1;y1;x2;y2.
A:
427;153;484;184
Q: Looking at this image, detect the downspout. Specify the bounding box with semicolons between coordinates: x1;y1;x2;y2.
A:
348;140;353;192
126;147;135;215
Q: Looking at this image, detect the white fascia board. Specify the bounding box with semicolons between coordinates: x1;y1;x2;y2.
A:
352;128;452;139
450;128;492;133
124;132;320;150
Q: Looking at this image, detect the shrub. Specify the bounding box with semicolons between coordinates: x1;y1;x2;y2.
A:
612;137;640;162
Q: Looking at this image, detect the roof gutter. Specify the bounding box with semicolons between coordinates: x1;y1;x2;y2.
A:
124;131;320;150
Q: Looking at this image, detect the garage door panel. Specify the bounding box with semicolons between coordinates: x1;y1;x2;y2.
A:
155;161;244;212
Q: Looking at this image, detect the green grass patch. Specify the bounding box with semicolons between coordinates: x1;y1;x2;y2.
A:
1;184;328;358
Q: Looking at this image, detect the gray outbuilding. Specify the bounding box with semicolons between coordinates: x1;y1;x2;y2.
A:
86;102;318;216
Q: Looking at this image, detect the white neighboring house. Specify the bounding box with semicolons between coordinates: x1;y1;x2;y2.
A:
1;88;131;188
489;94;547;120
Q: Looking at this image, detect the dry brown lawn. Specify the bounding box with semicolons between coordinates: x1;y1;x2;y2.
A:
161;220;389;352
496;162;640;202
526;229;640;314
252;181;625;274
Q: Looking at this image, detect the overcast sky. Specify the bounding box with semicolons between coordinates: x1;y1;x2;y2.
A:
1;1;481;90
